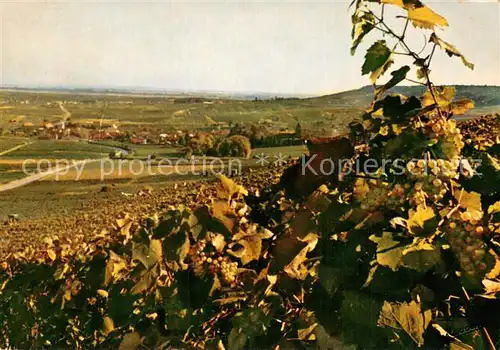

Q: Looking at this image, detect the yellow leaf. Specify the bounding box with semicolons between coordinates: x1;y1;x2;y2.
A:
408;5;448;29
449;99;474;116
103;316;115;335
121;221;133;237
486;251;500;279
379;125;389;136
119;332;142;350
408;205;436;233
378;300;432;346
216;174;248;199
429;33;474;70
298;323;318;341
284;233;319;280
116;217;130;228
487;201;500;214
381;0;448;29
422;86;456;108
482;279;500;294
454;190;482;213
97;289;109;298
104;252;127;287
47;249;57;261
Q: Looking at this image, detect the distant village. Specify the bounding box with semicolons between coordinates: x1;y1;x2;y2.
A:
3;114;301;149
0;97;307;149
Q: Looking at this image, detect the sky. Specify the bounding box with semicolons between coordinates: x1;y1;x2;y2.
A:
1;0;499;95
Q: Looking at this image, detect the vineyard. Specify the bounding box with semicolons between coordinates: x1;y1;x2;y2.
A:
1;0;500;349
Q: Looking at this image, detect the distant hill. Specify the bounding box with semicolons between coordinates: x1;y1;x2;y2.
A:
310;85;500;109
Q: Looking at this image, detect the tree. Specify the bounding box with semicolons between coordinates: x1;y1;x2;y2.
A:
188;133;216;155
217;135;252;158
295;122;302;139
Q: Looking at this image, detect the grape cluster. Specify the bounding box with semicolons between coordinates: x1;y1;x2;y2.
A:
406;158;459;180
426;118;464;161
386;183;407;209
446;215;488;277
354;178;389;212
188;240;239;285
409;175;447;205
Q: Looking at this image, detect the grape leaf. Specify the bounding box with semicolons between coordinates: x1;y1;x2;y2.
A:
369;232;405;271
103;316;115;335
228;328;247;350
482;279;500;294
162;230;190;270
454;190;482;213
228;235;262;266
284;233;319;279
216;174;248;199
449;99;474;116
487;201;500;214
422;86;456;108
430;33;474;70
408;5;448;29
351;13;375;55
132;240;162;270
402;240;441;272
382;0;448;29
298;323;317;341
407;205;436;235
119;332;142;350
375;66;411;98
362;41;392;82
378;300;433;346
104;252;127;287
131;267;158;295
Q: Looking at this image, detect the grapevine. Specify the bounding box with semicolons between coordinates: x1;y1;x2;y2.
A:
0;1;499;350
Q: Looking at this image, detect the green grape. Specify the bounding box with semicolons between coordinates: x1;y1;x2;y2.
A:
446;219;489;277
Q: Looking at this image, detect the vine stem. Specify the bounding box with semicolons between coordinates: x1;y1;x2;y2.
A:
370;12;445;118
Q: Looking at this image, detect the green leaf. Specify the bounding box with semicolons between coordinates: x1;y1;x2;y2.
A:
378;300;433;346
228;328;247;350
318;265;342;296
402;240;441;272
132;240;162;270
163;230;190;270
153;212;181;239
430;33;474;70
362;40;392;82
315;324;357;350
369;232;405;271
375;66;411;98
131;266;158;295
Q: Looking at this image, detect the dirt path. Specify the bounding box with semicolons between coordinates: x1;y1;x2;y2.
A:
0;141;34;157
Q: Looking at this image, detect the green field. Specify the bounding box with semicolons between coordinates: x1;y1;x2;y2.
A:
2;86;498;135
0;136;30;153
0;140;114;160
